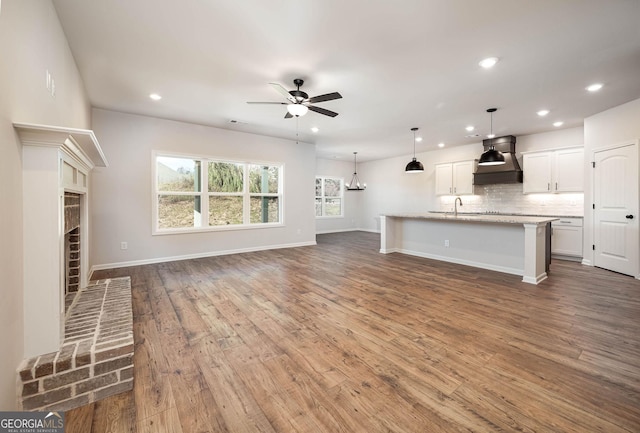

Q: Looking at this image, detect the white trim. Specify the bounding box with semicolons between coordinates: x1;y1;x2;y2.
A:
392;248;523;277
315;228;380;235
152;151;284;234
581;258;593;266
88;240;317;276
520;145;583;155
13;122;108;168
591;138;639;154
316;228;358;234
358;228;380;234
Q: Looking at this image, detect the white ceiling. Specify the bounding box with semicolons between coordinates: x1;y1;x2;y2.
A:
52;0;640;161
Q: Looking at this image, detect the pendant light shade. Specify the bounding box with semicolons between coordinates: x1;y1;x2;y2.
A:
405;127;424;173
345;152;366;191
478;108;505;166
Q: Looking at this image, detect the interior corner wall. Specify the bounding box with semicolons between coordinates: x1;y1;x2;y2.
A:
315;157;361;233
583;98;640;265
89;109;317;270
0;0;91;409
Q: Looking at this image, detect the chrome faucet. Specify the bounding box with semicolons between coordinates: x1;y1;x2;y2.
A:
454;197;463;216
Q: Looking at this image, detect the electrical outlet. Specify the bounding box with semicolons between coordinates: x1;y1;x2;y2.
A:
120;242;128;250
444;240;450;247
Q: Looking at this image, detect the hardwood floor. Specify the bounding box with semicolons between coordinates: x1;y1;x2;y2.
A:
66;231;640;432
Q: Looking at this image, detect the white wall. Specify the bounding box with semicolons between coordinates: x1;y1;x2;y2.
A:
315;158;361;233
0;0;90;409
357;127;584;232
583;98;640;264
90;109;317;270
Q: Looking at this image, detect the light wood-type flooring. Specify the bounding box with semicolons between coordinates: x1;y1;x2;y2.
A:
67;231;640;432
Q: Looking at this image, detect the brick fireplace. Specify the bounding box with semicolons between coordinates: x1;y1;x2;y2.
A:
14;124;134;411
16;122;108;357
18;278;133;411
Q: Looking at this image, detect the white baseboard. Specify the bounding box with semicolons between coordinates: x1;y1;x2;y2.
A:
397;248;523;277
315;228;381;234
89;240;317;278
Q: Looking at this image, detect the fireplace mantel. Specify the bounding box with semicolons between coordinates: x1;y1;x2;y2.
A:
15;123;107;358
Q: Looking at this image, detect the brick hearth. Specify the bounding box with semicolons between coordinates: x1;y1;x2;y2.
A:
18;277;133;411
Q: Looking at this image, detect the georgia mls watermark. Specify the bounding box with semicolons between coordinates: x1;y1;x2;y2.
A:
0;411;64;433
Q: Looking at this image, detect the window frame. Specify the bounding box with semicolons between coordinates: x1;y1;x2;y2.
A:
152;151;284;235
315;175;345;218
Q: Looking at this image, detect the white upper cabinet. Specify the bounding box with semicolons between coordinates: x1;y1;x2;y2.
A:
435;160;475;195
523;147;584;194
554;148;584;192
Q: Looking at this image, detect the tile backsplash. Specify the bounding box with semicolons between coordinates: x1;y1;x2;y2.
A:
437;183;584;216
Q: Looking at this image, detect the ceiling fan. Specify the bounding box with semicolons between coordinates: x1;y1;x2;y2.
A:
247;79;342;118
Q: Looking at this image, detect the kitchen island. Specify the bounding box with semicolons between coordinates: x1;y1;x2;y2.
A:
380;213;558;284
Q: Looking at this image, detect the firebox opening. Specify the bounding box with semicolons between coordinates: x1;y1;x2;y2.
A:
64;193;81;312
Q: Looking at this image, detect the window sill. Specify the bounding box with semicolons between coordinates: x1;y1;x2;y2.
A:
153;222;284;236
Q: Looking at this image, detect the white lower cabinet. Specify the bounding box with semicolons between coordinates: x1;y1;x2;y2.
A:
551;217;583;260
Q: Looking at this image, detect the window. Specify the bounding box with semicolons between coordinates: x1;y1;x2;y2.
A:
315;176;344;217
154;154;283;233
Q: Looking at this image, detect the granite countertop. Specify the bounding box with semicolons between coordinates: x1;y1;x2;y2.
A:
430;211;583;219
382;212;558;225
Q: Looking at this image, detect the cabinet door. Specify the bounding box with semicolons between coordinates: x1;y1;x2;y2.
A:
435;163;453;195
551;226;583;257
523;152;552;193
554;148;584;192
452;161;474;195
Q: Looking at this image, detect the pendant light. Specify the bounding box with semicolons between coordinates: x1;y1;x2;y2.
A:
345;152;366;191
478;108;506;166
405;127;424;173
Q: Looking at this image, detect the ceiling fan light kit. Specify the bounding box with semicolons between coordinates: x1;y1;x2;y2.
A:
405;127;424;173
287;104;308;117
478;108;506;166
248;78;342;119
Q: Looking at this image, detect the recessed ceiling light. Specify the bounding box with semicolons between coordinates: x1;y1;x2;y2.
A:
149;93;162;101
311;127;319;133
465;126;475;132
586;83;603;92
487;134;496;139
553;121;564;127
479;57;499;69
537;110;550;117
438;143;445;148
415;137;423;142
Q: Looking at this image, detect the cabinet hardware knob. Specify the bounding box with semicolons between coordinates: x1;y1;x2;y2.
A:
626;214;634;219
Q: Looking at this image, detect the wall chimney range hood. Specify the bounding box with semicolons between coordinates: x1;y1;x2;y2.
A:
473;135;523;185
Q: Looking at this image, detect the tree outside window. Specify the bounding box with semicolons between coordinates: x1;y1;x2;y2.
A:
315;176;344;217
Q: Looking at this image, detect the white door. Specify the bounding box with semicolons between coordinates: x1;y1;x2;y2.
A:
593;142;639;277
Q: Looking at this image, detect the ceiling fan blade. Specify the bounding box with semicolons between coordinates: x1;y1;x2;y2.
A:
246;101;287;104
269;82;296;103
308;105;339;117
308;92;342;104
284;112;293;119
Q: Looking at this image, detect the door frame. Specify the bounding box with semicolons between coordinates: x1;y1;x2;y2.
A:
590;139;640;279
